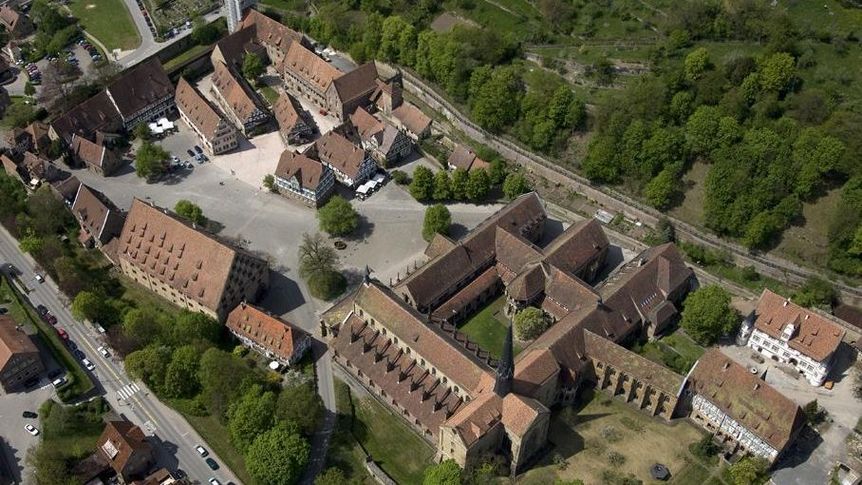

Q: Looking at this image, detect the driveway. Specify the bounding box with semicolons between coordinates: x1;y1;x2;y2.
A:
719;344;860;485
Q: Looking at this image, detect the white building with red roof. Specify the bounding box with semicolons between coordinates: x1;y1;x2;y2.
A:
738;289;846;386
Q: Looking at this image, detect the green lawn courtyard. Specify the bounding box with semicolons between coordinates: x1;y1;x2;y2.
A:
68;0;141;51
457;295;522;359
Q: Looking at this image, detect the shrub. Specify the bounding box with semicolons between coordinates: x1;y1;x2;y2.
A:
308;270;347;300
391;170;410;185
607;451;626;466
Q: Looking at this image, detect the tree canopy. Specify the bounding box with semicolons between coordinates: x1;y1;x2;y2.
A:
422;204;451;241
423;459;462;485
174;200;207;226
135;142;169;179
318;196;359;236
246;424;310;485
513;307;548;340
680;285;739;345
410;166;434;201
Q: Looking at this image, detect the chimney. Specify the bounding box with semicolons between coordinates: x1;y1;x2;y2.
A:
783;300;789;307
753;383;760;391
722;362;730;370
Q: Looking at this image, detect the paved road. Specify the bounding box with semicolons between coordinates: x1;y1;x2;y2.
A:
0;226;240;485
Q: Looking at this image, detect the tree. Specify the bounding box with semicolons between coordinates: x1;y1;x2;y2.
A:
759;52;795;93
315;468;346;485
25;186;74;236
71;290;107;322
792;277;836;309
3;99;39;128
246;424;310;485
684;47;710;81
410;166;434;201
802;399;826;425
19;232;44;255
471;66;523;132
298;233;339;279
451;168;469;200
134;122;151;141
26;444;77;485
172;311;221;345
423;459;462;485
229;384;277;452
502;173;530;200
243;53;265;82
644;164;682;210
191;19;221;45
135;141;168;179
488;159;508;185
125;345;172;389
308;269;347;300
685;105;721;156
433;170;452;201
466;168;490;201
163;345;201;398
728;456;769;485
276;383;323;436
263;174;277;192
318;195;359;237
24;81;35;96
122;308;167;350
514;307;548;340
680;285;739;345
174;199;207;226
198;348;259;418
423;204;451;241
655;217;676;243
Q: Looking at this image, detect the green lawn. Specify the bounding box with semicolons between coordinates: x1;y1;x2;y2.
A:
182;413;253;485
458;296;522;359
661;330;705;363
118;275;180;318
330;378;434;484
259;85;279;105
163;44;213;72
259;0;307;12
68;0;141;51
0;276;94;400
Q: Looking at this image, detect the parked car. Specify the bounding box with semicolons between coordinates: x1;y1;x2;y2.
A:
73;349;85;360
52;377;66;387
24;424;39;436
208;479;220;485
34;273;44;283
67;340;77;351
22;411;37;418
186;149;195;157
194;145;202;154
97;346;110;358
82;358;95;371
36;304;48;315
195;445;208;457
205;458;219;470
46;313;57;325
56;328;68;340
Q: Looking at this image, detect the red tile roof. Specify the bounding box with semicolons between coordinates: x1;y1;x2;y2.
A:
753;289;845;362
176;77;228;140
543;218;610;279
281;42;341;94
332;62;378;104
71;184;123;242
275;150;327;190
392;103;431;136
211;61;266;124
314;131;368;180
106;58;173;120
97;420;152;476
689;349;803;452
0;315;39;370
226;302;308;362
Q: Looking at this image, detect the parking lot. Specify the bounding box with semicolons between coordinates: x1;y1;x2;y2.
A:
719;343;861;485
5;43;101;97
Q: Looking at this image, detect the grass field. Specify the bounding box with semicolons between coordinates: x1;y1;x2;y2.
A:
0;276;94;399
518;389;726;484
259;0;307;12
669;160;709;227
458;296;522;359
259;85;279;105
163;44;213;72
68;0;141;51
662;330;705;363
182;412;253;485
118;275;180;318
330;378;434;484
774;187;841;269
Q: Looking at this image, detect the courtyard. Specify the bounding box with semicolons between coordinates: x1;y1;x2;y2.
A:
518;389;729;485
457;296;522;359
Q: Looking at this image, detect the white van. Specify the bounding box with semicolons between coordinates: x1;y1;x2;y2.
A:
356;183;371;200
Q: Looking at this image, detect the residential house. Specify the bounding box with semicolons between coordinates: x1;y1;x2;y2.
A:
97;419;153;482
225;302;311;366
348;107;411;167
0;6;32;38
117;199;269;321
7;121;51;156
210;61;270;135
0;315;44;392
4;151;66;188
310;130;376;187
70;134;123;176
71;183;125;248
447;144;489;172
237;9;311;65
273;149;334;207
175;77;238;156
392;102;431;141
688;349;804;463
5;41;21;64
738;289;846;386
49;175;81;205
273;93;313;145
210;23;267;68
49;90;124;145
325;62;379;121
104;58;175;130
280;41;341;112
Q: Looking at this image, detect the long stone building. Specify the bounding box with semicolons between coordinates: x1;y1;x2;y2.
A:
117;199;269;321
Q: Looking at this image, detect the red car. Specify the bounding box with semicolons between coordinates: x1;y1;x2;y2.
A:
56;328;68;340
46;314;57;325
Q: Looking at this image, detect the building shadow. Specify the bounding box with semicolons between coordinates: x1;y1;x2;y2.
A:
146;435;180;474
112;162;136;177
539;219;565;246
773;426;822;471
826;343;856;384
258;270;306;315
0;436;22;484
593;245;626;283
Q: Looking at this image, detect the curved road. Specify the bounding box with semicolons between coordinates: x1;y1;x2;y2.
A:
0;226;240;485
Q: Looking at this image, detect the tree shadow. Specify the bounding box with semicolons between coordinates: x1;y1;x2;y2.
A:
0;437;22;484
346;215;375;241
448;222;469;240
257;270;306;315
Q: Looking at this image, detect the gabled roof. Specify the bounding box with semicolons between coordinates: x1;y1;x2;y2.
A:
332;62;378;104
213;25;265;66
281;41;341;94
543;218;610;279
70;134;110;168
273;93;303;135
106;58;173;120
583;329;683;395
240;9;305;59
97;420;152;476
226;302;308;362
443;389;547;446
274;150;327;189
513;348;559;397
349;106;384;140
0;6;26;30
211;61;267;123
353;281;491;394
176;77;229;140
0;315;39;370
50;175;81;202
314;131;368;179
51;91;123;143
752;289;845;362
689;349;803;451
71;184;122;241
392;103;431;135
447;144;487;171
118;199;259;311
